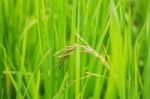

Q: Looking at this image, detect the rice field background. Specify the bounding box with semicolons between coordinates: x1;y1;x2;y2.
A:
0;0;150;99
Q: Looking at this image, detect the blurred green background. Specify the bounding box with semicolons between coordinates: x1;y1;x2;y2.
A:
0;0;149;99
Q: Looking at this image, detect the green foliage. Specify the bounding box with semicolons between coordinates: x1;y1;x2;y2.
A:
0;0;149;99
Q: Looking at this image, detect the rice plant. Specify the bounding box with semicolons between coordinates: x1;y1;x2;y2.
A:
0;0;149;99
